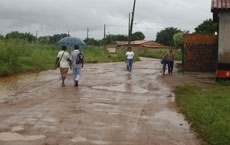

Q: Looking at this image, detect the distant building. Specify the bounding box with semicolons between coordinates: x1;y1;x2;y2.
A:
106;40;168;53
115;40;168;49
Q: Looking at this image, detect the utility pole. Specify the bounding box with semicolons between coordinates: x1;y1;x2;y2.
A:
128;12;131;38
128;0;136;47
87;28;89;43
104;24;106;49
36;30;38;44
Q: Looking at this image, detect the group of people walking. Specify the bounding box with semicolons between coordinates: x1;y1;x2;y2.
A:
55;46;174;87
55;45;83;87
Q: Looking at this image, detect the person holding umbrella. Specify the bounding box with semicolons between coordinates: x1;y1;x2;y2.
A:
55;46;72;87
70;45;84;87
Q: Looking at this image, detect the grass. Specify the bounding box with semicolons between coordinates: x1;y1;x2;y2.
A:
175;83;230;145
0;39;58;76
137;48;182;61
81;46;143;63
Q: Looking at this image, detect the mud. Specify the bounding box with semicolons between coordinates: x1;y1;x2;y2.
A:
0;57;215;145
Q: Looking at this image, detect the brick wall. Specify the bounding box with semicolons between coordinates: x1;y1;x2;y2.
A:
182;34;218;72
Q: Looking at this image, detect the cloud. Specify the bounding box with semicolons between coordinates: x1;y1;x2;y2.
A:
0;0;212;40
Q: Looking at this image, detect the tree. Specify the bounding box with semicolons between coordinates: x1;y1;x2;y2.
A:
173;32;183;49
104;34;128;45
38;36;50;44
155;27;182;46
0;34;4;40
5;31;21;39
24;32;35;43
49;33;69;45
194;19;217;34
5;31;36;43
131;31;145;40
84;38;100;46
116;34;128;41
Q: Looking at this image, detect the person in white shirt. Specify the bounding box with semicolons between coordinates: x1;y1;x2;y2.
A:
125;47;135;72
55;46;72;87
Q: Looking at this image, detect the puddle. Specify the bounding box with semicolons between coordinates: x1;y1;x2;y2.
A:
71;136;111;145
0;70;58;99
93;108;107;112
11;126;24;132
0;132;46;141
42;117;58;123
107;112;119;115
91;103;114;107
154;109;186;127
71;136;87;142
91;140;111;145
93;84;148;93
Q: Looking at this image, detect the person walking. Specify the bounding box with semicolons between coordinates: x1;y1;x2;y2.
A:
125;47;135;73
163;48;175;74
55;46;72;87
161;57;168;75
71;45;84;87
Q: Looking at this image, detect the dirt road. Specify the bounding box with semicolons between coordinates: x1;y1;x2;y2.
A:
0;57;215;145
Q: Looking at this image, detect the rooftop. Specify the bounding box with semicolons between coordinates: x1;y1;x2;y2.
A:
212;0;230;10
211;0;230;22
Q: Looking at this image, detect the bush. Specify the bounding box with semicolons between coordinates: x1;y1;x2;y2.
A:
0;39;58;76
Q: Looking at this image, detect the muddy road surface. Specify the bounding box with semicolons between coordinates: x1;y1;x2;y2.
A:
0;57;215;145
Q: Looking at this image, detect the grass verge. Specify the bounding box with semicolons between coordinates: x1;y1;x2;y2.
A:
175;83;230;145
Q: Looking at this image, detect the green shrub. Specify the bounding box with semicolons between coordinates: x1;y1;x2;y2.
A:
0;39;58;76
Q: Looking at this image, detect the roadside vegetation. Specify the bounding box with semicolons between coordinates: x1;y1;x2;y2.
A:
0;39;57;76
138;48;182;61
0;38;173;76
175;83;230;145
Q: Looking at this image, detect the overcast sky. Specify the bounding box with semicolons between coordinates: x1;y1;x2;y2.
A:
0;0;212;40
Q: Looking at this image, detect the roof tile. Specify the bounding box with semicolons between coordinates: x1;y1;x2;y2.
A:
212;0;230;10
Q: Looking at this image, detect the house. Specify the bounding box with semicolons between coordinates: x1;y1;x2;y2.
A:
115;40;168;49
106;40;168;53
211;0;230;79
